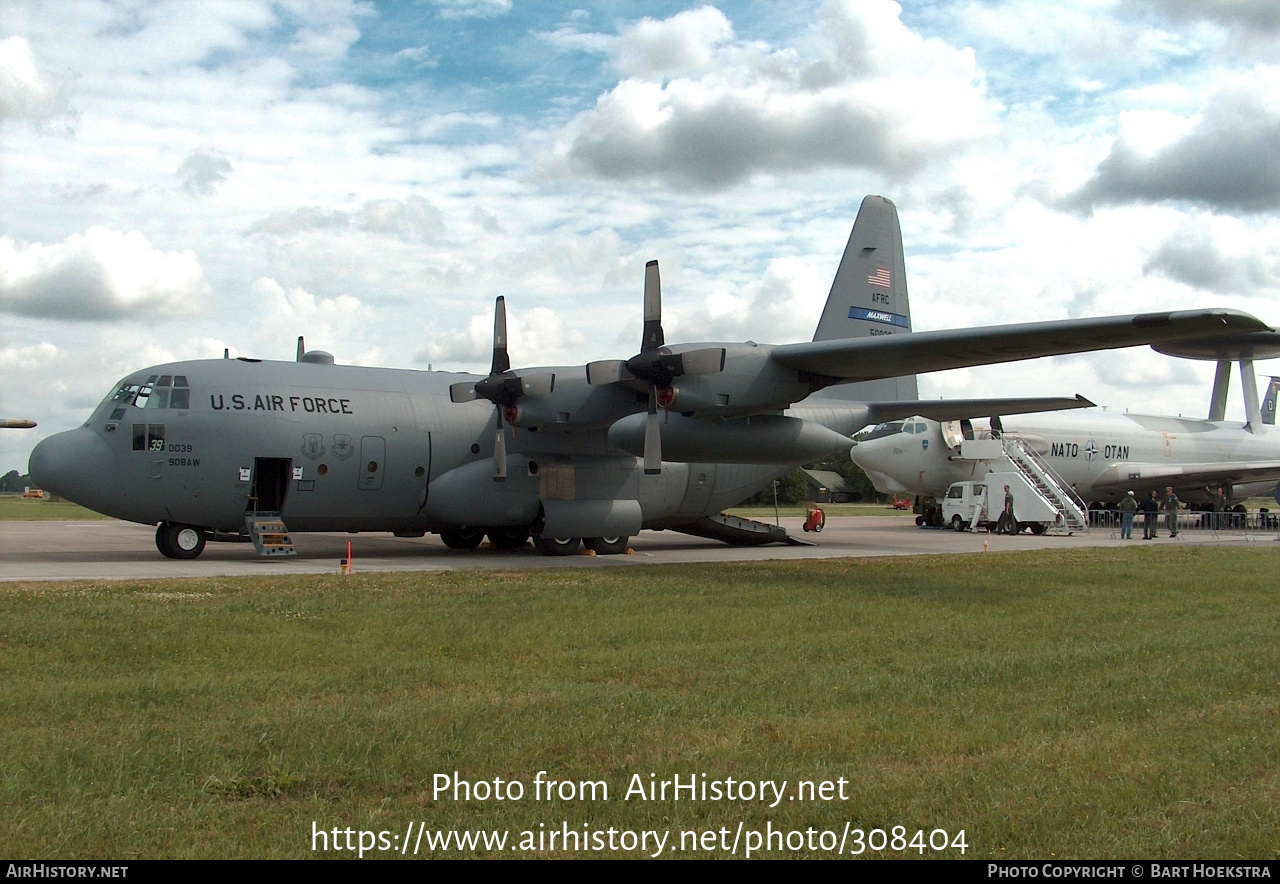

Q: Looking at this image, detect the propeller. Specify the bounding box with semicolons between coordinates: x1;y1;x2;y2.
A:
586;260;725;474
449;296;553;480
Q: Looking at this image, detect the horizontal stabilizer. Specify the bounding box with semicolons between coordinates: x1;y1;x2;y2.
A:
862;395;1094;426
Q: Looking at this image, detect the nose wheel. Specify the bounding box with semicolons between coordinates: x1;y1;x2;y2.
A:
156;522;207;559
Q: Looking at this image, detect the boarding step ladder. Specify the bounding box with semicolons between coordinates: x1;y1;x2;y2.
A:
244;512;297;557
1001;437;1089;534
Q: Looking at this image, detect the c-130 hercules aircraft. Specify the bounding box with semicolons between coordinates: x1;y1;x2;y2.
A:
29;196;1270;559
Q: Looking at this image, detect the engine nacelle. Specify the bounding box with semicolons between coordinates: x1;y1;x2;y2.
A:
608;412;851;464
651;343;812;418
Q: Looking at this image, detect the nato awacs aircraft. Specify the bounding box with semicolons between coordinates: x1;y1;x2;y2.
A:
852;333;1280;517
29;196;1270;559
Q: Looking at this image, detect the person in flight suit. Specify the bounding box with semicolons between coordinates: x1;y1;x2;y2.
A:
1162;486;1181;538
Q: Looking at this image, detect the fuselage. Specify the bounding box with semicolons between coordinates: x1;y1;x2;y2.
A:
28;356;863;539
852;409;1280;505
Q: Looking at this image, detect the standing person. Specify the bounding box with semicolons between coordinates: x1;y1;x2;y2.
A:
1211;486;1227;529
1140;491;1159;539
999;484;1016;534
1162;486;1181;538
1119;491;1137;539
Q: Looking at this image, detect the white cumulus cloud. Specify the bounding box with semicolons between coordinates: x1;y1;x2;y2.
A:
0;35;65;122
0;228;209;320
553;0;992;190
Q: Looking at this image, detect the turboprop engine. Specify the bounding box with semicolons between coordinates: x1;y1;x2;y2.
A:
607;412;850;464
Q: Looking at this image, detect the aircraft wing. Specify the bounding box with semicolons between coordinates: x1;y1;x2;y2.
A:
770;309;1268;383
1091;460;1280;494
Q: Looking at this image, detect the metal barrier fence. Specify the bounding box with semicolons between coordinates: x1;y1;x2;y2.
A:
1087;508;1280;536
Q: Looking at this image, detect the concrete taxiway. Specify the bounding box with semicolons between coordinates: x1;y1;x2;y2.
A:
2;516;1275;581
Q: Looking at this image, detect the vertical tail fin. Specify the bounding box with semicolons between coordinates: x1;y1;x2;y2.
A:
811;195;918;401
1263;376;1279;426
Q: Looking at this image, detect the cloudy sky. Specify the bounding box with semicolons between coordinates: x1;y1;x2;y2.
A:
3;0;1280;473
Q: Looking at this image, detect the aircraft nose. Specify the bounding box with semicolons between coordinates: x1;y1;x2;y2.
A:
29;427;114;507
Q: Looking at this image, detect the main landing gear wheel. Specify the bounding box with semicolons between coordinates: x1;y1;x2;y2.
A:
156;522;207;560
440;526;484;549
488;526;530;549
584;536;629;555
533;536;581;556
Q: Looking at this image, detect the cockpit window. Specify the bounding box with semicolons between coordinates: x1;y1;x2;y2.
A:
112;383;141;403
110;377;190;410
863;421;906;441
913;422;927;434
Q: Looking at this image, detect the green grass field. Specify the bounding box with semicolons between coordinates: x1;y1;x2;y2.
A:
2;546;1277;859
0;495;111;520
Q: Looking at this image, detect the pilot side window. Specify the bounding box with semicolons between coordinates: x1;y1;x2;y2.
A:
132;423;166;452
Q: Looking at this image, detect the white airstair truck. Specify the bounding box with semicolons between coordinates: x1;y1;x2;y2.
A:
939;434;1070;534
937;429;1088;534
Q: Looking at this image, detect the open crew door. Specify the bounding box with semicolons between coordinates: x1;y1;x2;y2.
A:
245;457;297;556
249;457;292;514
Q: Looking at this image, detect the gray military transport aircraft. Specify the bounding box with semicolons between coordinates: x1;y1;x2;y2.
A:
28;196;1270;559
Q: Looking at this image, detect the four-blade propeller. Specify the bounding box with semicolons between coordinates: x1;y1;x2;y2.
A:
586;261;724;473
449;296;553;480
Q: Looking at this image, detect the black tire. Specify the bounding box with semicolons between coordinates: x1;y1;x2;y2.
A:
155;523;175;558
440;526;484;549
533;536;581;556
1029;522;1048;535
584;536;628;555
951;515;966;532
915;515;925;527
487;526;530;549
1000;518;1018;535
157;522;206;560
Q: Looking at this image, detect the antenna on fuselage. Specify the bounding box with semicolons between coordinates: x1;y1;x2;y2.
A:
223;348;229;359
297;336;305;362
